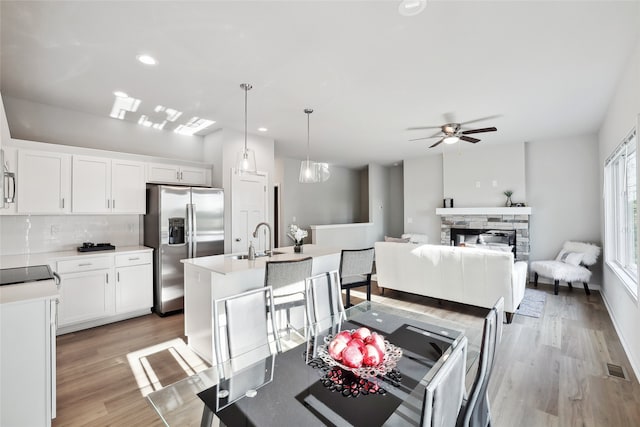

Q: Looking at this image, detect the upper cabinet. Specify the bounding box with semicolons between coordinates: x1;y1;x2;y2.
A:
72;155;145;214
147;163;210;186
17;150;71;214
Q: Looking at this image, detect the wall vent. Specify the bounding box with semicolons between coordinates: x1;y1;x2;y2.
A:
606;363;628;380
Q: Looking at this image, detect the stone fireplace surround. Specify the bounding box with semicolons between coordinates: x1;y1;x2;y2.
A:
436;207;531;262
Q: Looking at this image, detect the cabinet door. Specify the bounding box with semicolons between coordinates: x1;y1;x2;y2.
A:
180;166;209;186
147;163;180;184
58;269;114;326
115;263;152;314
72;155;111;213
112;159;145;213
17;150;70;214
0;299;51;427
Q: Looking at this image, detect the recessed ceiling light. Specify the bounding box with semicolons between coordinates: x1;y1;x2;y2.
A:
113;90;128;98
136;54;157;66
398;0;427;17
258;127;268;132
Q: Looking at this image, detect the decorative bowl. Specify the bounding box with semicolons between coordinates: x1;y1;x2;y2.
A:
317;332;403;379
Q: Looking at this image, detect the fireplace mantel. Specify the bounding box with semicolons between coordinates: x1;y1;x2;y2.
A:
435;207;532;216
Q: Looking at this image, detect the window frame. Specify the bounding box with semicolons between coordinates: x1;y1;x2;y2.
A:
604;127;638;300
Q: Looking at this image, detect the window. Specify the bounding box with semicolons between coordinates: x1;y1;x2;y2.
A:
604;128;638;297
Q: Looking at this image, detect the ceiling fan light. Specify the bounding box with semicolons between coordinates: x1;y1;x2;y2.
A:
444;136;460;144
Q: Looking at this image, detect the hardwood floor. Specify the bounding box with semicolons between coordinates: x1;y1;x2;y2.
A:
54;282;640;426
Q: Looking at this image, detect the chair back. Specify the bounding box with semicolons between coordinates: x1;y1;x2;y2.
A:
265;257;313;290
339;247;375;278
459;307;498;427
213;286;280;367
305;270;346;328
421;336;468;427
561;241;601;266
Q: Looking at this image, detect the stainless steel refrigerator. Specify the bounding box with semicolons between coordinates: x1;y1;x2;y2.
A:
144;185;224;315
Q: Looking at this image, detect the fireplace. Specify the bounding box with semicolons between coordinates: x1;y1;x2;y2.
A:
437;207;531;261
450;228;516;258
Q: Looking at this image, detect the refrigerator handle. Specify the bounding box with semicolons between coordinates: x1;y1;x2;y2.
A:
192;203;197;257
186;203;193;258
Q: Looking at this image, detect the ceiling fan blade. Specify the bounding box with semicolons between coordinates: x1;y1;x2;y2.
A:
406;126;442;131
460;135;481;143
461;127;497;135
459;115;501;126
429;138;445;148
409;135;442;141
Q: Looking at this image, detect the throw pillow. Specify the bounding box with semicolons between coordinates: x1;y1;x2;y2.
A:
384;236;410;243
556;250;583;266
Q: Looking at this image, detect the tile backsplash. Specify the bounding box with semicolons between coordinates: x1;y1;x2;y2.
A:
0;215;142;255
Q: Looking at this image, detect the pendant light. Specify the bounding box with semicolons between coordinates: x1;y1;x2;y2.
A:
236;83;257;174
299;108;330;183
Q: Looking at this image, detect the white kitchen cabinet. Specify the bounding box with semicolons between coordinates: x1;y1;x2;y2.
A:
115;252;152;314
54;249;153;334
17;149;71;214
72;155;145;214
1;298;56;427
147;162;210;186
57;267;114;327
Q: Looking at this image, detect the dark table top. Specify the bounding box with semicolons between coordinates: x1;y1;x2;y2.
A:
147;301;476;427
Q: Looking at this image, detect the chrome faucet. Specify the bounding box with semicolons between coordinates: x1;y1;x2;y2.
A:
252;222;273;256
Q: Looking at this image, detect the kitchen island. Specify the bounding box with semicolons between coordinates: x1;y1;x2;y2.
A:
182;244;341;364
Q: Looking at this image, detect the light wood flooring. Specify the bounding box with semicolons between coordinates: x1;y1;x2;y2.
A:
53;283;640;426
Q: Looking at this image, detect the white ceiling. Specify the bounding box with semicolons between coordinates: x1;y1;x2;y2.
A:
1;1;639;168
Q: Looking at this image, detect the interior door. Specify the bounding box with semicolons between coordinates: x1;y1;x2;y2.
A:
231;170;268;254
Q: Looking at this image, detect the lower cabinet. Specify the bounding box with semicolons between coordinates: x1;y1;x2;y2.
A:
0;298;56;427
55;250;152;333
115;253;153;314
58;268;113;326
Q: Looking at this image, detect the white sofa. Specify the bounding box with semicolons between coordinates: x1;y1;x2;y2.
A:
374;242;528;323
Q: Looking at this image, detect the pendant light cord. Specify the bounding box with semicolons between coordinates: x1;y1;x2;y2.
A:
305;108;313;164
244;85;248;154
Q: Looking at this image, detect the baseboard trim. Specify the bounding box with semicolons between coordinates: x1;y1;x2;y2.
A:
600;291;640;382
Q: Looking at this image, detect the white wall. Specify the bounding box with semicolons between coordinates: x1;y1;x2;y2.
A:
0;215;140;255
3;96;204;162
525;135;602;283
203;128;275;254
276;157;361;246
368;163;389;242
443;142;526;207
403;154;443;242
598;35;640;377
388;164;404;238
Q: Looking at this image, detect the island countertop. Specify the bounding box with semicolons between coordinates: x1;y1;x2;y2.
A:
180;244;341;275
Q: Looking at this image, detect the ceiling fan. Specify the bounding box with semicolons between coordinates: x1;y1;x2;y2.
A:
408;115;499;148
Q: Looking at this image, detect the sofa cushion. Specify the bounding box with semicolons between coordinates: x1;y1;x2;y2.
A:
384;236;410;243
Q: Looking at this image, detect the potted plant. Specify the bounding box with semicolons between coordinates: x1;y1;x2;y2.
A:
503;190;513;207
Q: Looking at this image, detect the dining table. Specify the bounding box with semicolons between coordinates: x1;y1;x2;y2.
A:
147;301;479;427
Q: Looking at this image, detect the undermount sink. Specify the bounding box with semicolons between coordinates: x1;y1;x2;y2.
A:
228;251;286;260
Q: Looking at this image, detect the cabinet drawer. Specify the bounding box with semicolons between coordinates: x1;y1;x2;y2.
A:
115;252;152;267
57;256;113;273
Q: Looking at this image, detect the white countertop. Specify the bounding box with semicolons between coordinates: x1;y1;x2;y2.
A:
0;245;153;269
181;244;341;275
0;280;59;305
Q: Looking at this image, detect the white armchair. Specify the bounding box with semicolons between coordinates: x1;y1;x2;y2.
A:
530;241;601;295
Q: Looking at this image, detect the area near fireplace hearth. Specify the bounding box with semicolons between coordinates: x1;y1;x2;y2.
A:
436;207;532;262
